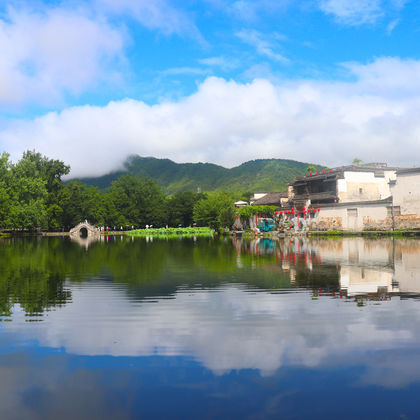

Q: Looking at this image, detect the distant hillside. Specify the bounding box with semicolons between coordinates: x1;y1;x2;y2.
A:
76;156;324;194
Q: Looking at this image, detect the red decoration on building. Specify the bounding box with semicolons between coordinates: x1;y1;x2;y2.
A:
309;173;312;176
316;171;319;175
322;170;325;174
317;208;320;212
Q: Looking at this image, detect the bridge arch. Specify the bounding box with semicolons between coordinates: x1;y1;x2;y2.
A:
69;222;100;238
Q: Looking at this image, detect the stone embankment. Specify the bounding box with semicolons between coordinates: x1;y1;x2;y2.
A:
309;214;420;232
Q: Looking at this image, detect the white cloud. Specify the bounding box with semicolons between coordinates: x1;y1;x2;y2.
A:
206;0;292;21
343;57;420;98
390;0;409;9
2;57;420;177
386;18;400;34
198;56;240;72
94;0;203;41
160;66;211;76
319;0;384;24
318;0;410;25
236;29;289;63
0;6;124;107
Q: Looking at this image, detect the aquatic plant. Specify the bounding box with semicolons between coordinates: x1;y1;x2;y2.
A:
125;227;213;237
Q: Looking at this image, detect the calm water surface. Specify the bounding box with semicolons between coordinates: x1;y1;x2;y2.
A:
1;235;420;419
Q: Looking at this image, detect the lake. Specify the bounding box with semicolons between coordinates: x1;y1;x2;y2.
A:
1;235;420;419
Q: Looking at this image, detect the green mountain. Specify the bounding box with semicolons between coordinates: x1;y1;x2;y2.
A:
76;156;323;194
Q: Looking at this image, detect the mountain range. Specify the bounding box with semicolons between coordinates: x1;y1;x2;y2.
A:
75;155;324;194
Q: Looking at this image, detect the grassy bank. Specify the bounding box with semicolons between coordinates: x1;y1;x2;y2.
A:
124;227;213;238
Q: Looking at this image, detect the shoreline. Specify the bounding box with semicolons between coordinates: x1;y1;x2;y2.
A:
231;229;420;238
3;229;420;239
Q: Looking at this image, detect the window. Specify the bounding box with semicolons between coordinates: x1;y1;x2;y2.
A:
359;188;363;195
387;206;401;217
347;208;358;217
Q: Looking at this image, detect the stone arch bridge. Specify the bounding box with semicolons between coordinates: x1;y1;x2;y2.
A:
69;222;100;238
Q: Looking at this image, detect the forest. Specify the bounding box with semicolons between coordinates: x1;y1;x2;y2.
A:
78;154;318;193
0;151;260;231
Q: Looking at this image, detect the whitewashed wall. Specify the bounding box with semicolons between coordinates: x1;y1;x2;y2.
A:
391;172;420;215
310;203;389;231
337;170;395;203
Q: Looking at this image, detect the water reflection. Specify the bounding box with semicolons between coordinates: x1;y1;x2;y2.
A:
2;236;420;418
3;236;420;319
233;237;420;300
70;233;100;249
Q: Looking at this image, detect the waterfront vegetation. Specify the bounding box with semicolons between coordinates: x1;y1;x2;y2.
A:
0;150;251;232
126;227;213;237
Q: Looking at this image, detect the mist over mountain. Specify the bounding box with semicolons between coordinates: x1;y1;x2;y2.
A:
74;155;323;194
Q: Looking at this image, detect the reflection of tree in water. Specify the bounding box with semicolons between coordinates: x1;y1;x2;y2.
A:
0;237;173;318
0;235;342;319
0;239;71;318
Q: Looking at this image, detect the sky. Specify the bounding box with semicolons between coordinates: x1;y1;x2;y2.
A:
0;0;420;177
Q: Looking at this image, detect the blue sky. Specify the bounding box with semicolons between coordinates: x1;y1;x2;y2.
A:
0;0;420;176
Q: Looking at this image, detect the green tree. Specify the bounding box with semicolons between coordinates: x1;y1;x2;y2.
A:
193;192;235;231
18;150;70;195
60;181;103;228
238;205;277;221
8;152;49;230
306;165;317;174
240;191;253;202
352;158;362;166
167;191;206;227
107;175;168;227
2;151;70;230
0;153;12;228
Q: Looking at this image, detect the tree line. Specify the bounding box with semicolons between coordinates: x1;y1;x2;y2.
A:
0;151;247;231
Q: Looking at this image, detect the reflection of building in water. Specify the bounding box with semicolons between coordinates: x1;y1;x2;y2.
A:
394;240;420;294
311;237;394;267
230;236;420;298
311;238;420;298
340;266;397;296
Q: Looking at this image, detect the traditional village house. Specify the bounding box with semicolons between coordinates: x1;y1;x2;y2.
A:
249;164;420;232
251;192;288;207
234;200;249;208
389;168;420;229
250;193;270;204
286;164;399;231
